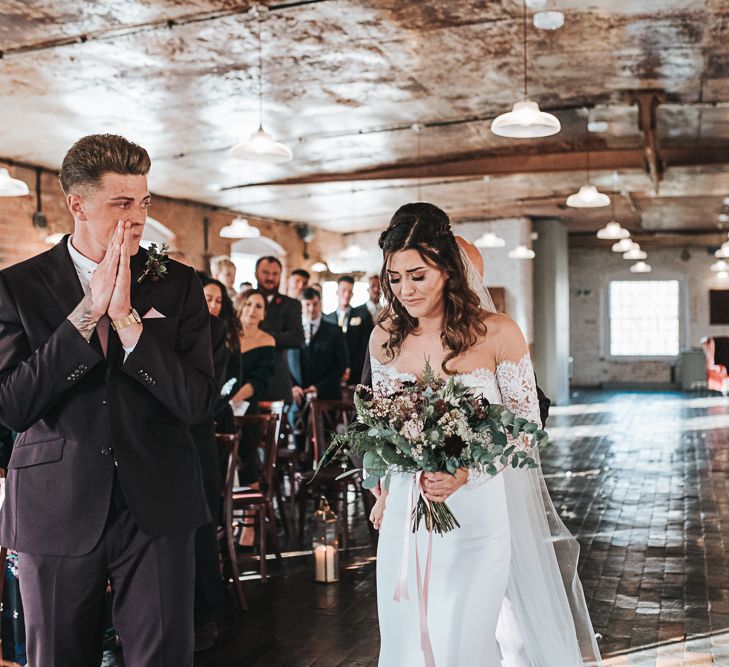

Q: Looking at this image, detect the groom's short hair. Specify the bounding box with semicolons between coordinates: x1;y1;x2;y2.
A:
59;134;151;195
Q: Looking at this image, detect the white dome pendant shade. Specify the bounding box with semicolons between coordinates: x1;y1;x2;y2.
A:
715;241;729;258
231;128;293;164
623;246;647;261
0;168;30;196
475;231;506;248
712;260;729;273
220;217;261;239
230;6;292;164
490;0;560;139
491;100;561;138
630;261;652;273
508;245;536;259
596;221;630;240
612;238;635;253
566;184;610;208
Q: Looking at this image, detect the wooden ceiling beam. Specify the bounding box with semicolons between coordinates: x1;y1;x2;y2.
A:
231;146;729;189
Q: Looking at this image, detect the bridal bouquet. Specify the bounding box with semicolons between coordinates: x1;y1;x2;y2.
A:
318;361;549;535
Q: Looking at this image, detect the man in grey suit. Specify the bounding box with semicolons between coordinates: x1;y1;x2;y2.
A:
256;256;305;402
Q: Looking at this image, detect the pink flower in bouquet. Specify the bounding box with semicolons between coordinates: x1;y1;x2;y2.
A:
401;417;424;443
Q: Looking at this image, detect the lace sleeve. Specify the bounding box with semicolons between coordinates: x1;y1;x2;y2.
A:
467;354;540;488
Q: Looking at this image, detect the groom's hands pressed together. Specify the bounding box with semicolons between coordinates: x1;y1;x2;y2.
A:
68;219;142;349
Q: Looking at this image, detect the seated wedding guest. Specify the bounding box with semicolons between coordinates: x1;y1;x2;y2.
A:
210;255;238;299
286;268;310;300
324;275;373;385
0;134;215;666
288;288;348;451
190;274;243;652
365;274;383;322
254;256;304;402
200;275;243;434
230;289;276;546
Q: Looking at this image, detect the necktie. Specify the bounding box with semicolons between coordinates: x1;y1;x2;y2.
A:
97;314;110;357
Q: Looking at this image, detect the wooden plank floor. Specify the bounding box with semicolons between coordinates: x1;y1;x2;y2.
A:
190;389;729;667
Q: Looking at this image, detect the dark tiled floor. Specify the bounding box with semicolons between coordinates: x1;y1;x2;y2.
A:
194;389;729;666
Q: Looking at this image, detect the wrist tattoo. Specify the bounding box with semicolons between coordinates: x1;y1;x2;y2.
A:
68;296;99;342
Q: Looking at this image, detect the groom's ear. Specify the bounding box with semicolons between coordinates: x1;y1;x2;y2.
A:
66;192;87;221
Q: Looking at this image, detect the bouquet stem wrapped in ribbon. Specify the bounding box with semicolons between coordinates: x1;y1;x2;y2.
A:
318;361;549;535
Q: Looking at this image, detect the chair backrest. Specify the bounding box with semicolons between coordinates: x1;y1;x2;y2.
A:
235;413;279;499
714;337;729;368
307;398;356;464
258;400;287;446
215;433;239;504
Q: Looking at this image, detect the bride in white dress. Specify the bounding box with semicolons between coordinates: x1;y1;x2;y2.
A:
368;203;602;666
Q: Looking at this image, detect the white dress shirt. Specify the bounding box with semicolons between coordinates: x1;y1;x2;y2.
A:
303;316;321;344
67;237;137;360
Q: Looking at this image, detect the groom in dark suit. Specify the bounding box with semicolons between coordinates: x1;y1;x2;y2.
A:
0;134;215;666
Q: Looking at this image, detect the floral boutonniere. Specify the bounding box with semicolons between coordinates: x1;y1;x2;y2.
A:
275;297;282;305
137;242;170;284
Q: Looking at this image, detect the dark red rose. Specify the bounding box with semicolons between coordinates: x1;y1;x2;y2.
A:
434;399;447;415
443;434;466;458
275;297;282;305
356;384;373;401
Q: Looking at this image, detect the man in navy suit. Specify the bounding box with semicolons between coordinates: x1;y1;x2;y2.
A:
323;275;373;386
288;287;348;450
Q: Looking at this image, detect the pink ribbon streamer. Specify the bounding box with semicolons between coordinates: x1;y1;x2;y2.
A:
393;472;436;667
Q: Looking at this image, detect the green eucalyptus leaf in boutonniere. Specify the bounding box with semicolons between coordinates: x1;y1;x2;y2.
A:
137;242;170;284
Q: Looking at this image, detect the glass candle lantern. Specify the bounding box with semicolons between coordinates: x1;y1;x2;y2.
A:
312;496;339;583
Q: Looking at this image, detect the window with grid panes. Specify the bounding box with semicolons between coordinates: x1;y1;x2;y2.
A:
608;280;680;356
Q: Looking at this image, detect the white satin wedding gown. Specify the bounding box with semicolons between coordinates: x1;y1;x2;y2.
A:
373;351;601;667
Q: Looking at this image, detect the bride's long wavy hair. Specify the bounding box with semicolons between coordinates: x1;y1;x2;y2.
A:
378;202;488;375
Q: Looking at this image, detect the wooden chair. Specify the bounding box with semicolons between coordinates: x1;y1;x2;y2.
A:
701;336;729;395
215;432;246;610
257;401;290;538
232;414;283;582
295;398;377;551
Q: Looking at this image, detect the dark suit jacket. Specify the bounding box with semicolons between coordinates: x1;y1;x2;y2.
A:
288;321;348;400
259;292;304;402
0;237;216;556
323;304;373;386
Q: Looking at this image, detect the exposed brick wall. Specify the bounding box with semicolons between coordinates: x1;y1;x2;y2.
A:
0;164;343;276
569;245;729;387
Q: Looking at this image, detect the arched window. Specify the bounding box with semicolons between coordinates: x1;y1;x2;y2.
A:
230;237;287;287
141;216;175;249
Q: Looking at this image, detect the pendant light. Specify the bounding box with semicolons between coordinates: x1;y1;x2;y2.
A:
490;0;560;138
340;243;365;260
630;261;652;273
230;5;292;163
220;217;260;239
612;238;634;253
475;176;506;247
508;244;535;259
0;167;29;197
310;261;328;273
623;246;647;261
718;270;729;280
715;241;729;258
712;260;729;272
566;145;610;207
476;232;506;248
596;175;629;238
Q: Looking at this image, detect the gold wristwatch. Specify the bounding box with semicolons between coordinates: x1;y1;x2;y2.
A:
111;308;142;331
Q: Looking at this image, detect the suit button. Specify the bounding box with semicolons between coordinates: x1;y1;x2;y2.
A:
101;447;113;456
101;399;108;406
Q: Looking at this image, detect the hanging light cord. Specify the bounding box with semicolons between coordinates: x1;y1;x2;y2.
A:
257;5;263;131
522;0;528;98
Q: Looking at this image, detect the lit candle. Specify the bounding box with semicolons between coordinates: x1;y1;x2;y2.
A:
314;544;336;582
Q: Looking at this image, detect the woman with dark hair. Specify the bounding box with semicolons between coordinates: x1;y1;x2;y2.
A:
199;275;243;434
229;289;276;547
368;203;600;666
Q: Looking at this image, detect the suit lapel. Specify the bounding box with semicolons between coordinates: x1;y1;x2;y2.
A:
36;236;86;323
